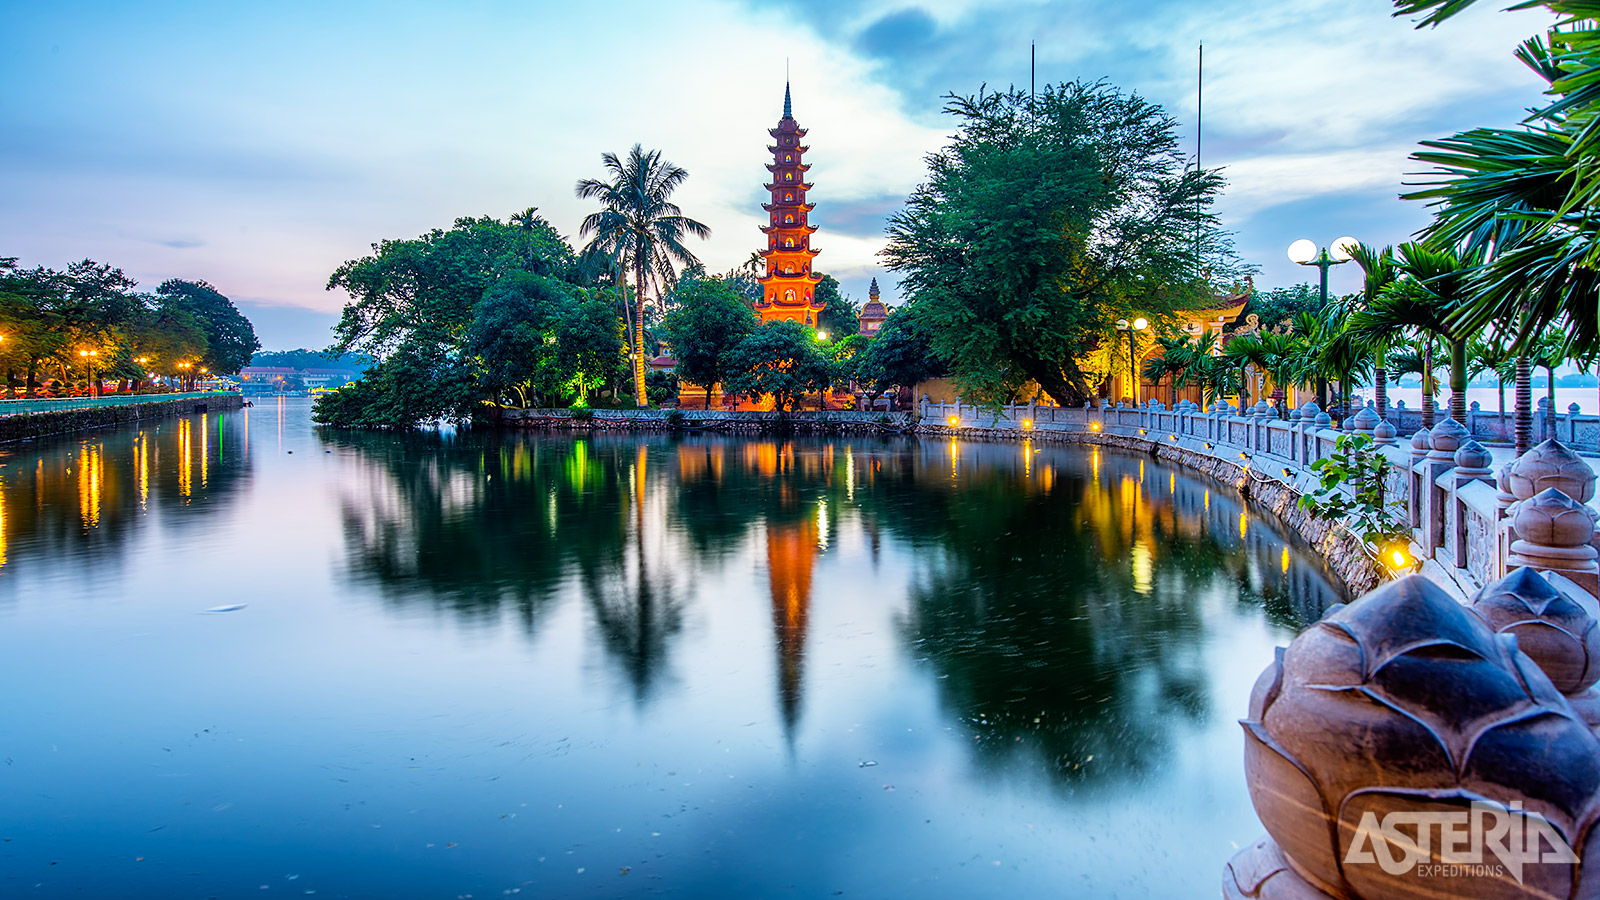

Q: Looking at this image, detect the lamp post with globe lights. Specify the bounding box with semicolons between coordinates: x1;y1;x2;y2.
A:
1114;317;1149;405
1288;236;1357;414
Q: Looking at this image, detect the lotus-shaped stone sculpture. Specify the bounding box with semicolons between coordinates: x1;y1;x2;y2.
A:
1226;575;1600;900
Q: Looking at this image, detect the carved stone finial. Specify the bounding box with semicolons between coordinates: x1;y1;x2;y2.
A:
1428;416;1468;461
1227;575;1600;900
1454;438;1493;478
1508;439;1597;504
1352;401;1379;436
1410;427;1431;459
1470;568;1600;717
1313;411;1332;429
1511;488;1599;571
1372;418;1397;446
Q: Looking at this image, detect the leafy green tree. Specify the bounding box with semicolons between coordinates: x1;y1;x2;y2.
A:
154;279;259;375
1234;284;1321;334
814;274;858;339
1345;243;1398;416
882;81;1247;406
1299;433;1412;578
553;295;624;403
660;277;758;409
314;325;477;427
465;273;568;408
1468;332;1515;424
854;306;944;406
723;320;831;412
575;145;711;404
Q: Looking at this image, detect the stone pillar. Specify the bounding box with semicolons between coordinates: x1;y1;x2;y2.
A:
1572;402;1583;445
1423;417;1469;556
1451;439;1495;569
1502;439;1600;597
1509;489;1600;594
1408;427;1431;530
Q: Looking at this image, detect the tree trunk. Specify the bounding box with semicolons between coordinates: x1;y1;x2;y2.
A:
1546;364;1558;441
1421;341;1436;432
633;258;649;406
1374;366;1388;420
1497;376;1506;438
26;362;36;397
1515;354;1532;455
1449;338;1467;423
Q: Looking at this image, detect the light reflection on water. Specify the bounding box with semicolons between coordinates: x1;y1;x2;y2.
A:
0;399;1345;898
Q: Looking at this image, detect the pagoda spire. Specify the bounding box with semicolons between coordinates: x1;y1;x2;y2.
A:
756;80;823;325
869;278;879;299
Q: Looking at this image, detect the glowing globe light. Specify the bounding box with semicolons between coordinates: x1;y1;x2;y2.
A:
1330;236;1358;261
1132;317;1148;331
1286;239;1317;264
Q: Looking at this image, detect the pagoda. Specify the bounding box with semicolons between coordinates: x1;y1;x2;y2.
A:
756;84;824;326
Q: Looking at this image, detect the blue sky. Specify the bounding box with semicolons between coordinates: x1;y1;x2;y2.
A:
0;0;1557;350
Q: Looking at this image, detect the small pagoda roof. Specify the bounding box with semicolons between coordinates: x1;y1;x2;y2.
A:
757;271;824;286
859;299;889;320
1181;280;1253;318
759;246;820;259
766;162;812;173
760;223;818;235
764;181;815;192
767;144;810;154
762;202;817;213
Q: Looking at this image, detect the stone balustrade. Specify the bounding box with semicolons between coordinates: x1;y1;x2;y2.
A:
921;397;1600;604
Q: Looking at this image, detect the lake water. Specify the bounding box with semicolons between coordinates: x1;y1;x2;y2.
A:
0;398;1348;899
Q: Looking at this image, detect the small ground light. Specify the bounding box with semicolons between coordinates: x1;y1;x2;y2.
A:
1283;467;1293;478
1239;452;1250;460
947;416;958;426
1021;419;1033;429
1203;442;1212;449
1090;422;1101;432
1169;434;1178;441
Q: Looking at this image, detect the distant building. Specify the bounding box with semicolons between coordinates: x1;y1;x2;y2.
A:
857;278;889;336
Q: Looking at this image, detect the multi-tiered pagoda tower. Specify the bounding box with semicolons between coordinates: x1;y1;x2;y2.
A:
756;84;824;326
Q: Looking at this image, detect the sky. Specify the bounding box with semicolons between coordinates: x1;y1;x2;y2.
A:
0;0;1559;351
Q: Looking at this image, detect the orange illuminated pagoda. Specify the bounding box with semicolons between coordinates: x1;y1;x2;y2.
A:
756;83;825;326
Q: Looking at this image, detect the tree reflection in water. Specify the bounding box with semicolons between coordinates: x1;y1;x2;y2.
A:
0;410;250;590
325;430;1345;787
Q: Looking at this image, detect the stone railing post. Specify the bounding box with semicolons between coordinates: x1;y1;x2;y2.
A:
1451;439;1495;570
1501;439;1600;596
1423;417;1469;556
1571;402;1583;445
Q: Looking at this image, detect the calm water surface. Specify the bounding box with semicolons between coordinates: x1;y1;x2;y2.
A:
0;398;1346;899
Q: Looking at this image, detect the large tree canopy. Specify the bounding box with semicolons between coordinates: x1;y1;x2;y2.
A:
318;211;628;427
882;81;1246;406
155;279;260;374
660;275;759;408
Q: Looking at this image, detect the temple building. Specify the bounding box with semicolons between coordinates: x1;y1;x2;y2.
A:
857;278;888;336
755;84;825;327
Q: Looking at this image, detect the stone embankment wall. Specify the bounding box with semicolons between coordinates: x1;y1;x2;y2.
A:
499;408;914;436
0;393;245;443
923;397;1600;603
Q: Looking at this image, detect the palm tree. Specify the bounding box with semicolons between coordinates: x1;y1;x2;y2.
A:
509;206;542;271
1223;333;1269;410
1349;242;1482;429
1533;329;1567;440
1143;334;1196;406
1467;333;1515;433
1345;243;1397;417
576;145;711;404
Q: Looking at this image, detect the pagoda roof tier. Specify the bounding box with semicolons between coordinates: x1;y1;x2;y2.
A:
766;162;812;174
762;202;817;213
757;271;824;286
769;126;809;138
758;247;821;259
764;182;815;192
767;144;810;153
759;223;819;235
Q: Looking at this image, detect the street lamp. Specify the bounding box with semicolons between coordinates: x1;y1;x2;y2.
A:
78;349;99;398
1288;236;1357;309
1289;236;1356;412
1114;317;1149;405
